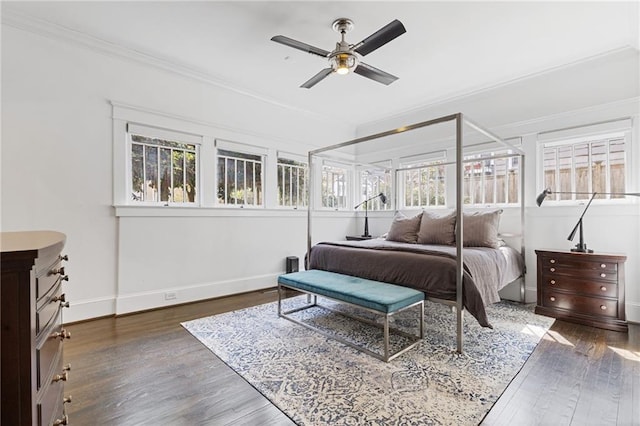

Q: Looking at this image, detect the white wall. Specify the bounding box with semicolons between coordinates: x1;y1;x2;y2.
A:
356;49;640;322
1;25;355;322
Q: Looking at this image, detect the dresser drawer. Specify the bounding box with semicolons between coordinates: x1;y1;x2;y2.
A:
542;290;618;318
36;262;64;305
37;320;64;391
540;275;617;298
539;255;617;282
36;283;63;336
38;370;65;426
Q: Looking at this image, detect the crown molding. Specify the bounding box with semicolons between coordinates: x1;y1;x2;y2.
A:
1;9;352;129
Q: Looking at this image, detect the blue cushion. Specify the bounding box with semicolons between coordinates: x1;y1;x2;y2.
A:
278;270;424;313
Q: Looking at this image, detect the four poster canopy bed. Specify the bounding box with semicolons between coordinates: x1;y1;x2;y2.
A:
297;113;525;354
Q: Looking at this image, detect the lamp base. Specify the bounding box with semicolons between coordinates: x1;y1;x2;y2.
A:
571;244;593;253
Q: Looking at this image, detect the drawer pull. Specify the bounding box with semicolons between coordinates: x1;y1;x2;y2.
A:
550;280;556;285
59;254;69;262
53;293;66;303
600;263;606;268
600;273;606;278
549;259;556;264
600;305;607;311
50;267;65;276
52;370;69;382
64;363;71;372
550;268;556;272
60;301;70;308
600;286;607;292
53;415;69;426
63;395;73;404
52;329;71;340
61;275;70;282
549;296;556;302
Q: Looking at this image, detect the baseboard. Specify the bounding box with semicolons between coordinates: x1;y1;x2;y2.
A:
114;273;279;316
625;301;640;324
64;296;116;324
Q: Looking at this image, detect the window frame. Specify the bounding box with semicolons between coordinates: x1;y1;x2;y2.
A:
397;151;447;209
537;121;633;205
276;153;309;209
215;146;265;208
320;160;352;210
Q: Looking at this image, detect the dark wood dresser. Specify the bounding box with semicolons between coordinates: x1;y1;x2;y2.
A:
1;231;72;425
535;249;627;332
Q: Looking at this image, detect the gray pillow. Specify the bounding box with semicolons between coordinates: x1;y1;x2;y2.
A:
385;212;422;243
460;209;503;248
417;210;456;245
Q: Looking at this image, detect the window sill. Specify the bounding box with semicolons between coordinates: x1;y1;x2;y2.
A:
114;205;356;218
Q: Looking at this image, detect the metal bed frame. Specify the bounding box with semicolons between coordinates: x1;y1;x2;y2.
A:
307;113;525;353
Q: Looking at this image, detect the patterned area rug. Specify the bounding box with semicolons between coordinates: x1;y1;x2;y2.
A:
182;297;554;425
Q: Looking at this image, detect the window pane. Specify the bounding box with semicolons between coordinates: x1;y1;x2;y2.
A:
130;133;197;204
160;148;171;202
574;143;589;199
590;141;607;198
172;150;185;202
131;143;144;201
609;138;625;196
557;146;572;201
543;147;556;194
185;152;196;202
144;146;158;202
226;158;236;204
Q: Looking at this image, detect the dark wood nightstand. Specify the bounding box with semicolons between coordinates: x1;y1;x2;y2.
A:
345;235;372;241
535;249;627;332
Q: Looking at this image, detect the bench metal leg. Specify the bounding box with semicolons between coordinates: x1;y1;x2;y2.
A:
278;283;424;362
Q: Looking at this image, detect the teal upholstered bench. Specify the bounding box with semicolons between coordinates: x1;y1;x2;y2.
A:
277;269;424;362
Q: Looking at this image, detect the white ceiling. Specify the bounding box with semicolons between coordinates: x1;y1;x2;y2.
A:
2;1;639;127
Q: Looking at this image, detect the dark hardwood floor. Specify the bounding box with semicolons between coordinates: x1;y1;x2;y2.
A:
64;290;639;425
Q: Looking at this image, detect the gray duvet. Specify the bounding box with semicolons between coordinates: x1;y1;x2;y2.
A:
307;239;524;328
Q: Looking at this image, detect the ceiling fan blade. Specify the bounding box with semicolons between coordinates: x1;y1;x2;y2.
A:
271;35;330;58
353;62;399;85
353;19;406;57
300;68;334;89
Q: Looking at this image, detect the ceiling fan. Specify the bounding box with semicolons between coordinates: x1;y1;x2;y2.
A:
271;18;406;89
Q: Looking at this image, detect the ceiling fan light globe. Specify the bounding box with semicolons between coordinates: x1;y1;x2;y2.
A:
330;53;358;75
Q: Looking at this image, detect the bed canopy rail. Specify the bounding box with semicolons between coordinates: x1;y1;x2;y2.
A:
307;113;525;353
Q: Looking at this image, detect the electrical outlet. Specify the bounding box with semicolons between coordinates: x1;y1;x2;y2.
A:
164;291;177;300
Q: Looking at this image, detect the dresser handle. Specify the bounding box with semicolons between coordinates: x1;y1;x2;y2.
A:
52;370;69;382
600;286;607;292
600;263;606;268
53;293;66;303
53;415;69;426
550;280;556;285
60;301;70;308
549;296;556;302
61;275;70;282
600;273;606;278
550;259;556;264
550;268;555;272
63;395;73;404
59;254;69;262
50;267;65;276
52;329;71;340
64;363;71;371
600;305;607;310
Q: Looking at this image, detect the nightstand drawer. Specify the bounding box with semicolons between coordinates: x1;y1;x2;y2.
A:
542;291;618;318
539;255;617;281
541;276;617;298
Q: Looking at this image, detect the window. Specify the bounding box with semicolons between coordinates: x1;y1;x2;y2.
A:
130;134;197;204
542;132;627;201
322;164;349;209
400;158;446;208
277;157;308;208
360;167;392;210
217;149;263;206
463;151;520;205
